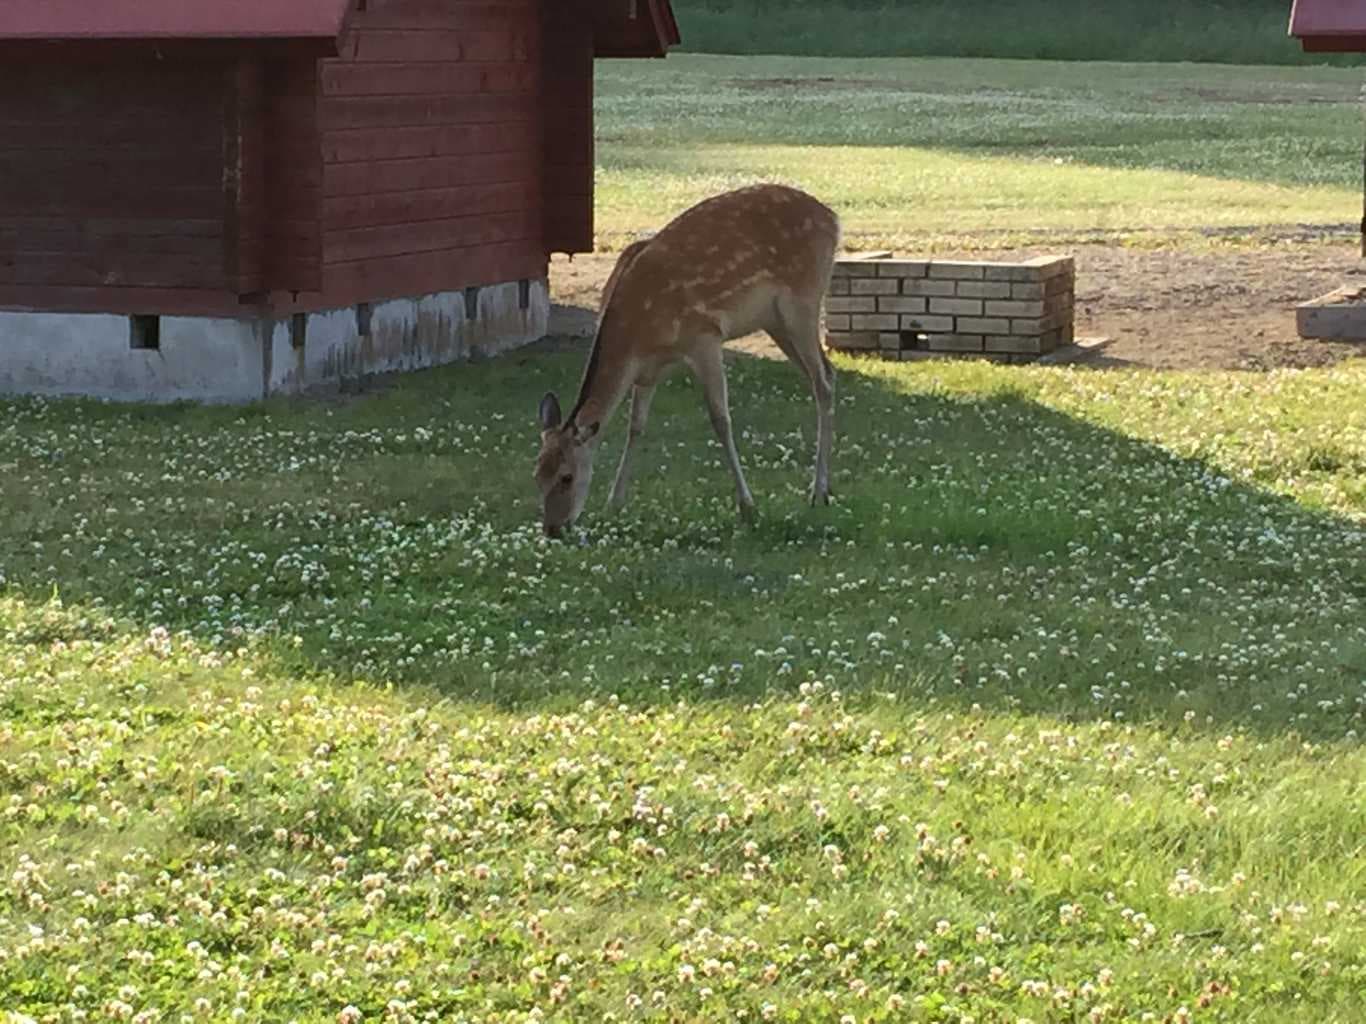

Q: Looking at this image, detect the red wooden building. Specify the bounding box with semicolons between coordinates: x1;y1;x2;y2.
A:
1289;0;1366;51
1290;0;1366;255
0;0;679;401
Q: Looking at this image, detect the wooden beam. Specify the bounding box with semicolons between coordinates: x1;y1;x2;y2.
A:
223;58;266;294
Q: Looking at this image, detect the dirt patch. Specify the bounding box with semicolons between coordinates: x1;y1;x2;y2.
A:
550;243;1366;371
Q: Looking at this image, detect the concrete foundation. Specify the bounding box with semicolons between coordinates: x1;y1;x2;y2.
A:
0;279;549;403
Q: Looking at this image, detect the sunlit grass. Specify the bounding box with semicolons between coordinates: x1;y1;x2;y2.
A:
593;55;1364;247
596;144;1354;250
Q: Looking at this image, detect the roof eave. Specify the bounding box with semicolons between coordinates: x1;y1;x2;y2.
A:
1296;35;1366;52
594;0;681;59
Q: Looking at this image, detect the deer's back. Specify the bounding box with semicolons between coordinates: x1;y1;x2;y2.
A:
608;185;841;348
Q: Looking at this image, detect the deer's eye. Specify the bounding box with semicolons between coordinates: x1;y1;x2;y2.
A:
560;474;573;487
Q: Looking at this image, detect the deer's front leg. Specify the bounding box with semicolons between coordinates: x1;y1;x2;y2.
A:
691;345;756;521
607;382;656;510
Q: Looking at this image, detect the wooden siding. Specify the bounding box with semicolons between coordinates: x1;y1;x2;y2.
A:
224;59;266;295
0;62;231;302
263;60;325;293
0;0;623;317
307;0;550;308
542;0;594;255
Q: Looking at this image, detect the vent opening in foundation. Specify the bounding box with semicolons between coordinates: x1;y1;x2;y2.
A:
463;286;480;320
129;315;160;351
290;313;308;350
356;302;372;338
518;279;531;310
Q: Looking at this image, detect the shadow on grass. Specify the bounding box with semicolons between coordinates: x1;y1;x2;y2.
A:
1;346;1363;741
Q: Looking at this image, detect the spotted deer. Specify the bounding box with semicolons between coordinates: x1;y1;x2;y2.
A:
534;184;841;538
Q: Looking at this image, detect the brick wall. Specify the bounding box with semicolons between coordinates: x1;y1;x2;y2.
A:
826;255;1075;363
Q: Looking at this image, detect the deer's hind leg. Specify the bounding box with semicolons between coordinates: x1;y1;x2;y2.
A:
772;294;835;505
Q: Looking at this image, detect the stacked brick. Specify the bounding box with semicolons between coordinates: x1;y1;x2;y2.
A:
825;255;1075;363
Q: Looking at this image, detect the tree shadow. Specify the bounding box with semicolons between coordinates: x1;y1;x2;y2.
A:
1;348;1362;743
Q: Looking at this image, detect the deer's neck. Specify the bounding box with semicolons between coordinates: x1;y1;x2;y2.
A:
567;323;636;432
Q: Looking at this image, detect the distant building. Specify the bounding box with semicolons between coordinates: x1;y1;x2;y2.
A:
1289;0;1366;254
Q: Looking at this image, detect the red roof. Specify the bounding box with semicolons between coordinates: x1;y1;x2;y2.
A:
0;0;351;41
1289;0;1366;52
0;0;680;57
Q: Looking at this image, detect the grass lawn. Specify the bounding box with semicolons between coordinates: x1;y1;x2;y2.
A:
4;55;1366;1024
3;357;1365;1022
594;56;1365;249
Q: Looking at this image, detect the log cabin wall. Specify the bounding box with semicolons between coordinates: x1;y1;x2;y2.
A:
0;59;238;314
305;0;552;309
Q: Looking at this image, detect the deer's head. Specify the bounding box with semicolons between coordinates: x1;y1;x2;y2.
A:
533;392;599;538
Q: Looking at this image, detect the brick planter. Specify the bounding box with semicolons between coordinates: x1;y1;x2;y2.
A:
1296;285;1366;341
826;255;1076;363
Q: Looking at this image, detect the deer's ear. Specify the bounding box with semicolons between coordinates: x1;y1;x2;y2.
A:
573;421;600;445
538;392;562;430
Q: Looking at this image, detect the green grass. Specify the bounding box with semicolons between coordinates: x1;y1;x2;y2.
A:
5;53;1366;1024
673;0;1363;66
3;356;1365;1021
594;55;1365;248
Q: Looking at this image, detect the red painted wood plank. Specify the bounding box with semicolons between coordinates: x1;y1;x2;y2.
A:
8;75;222;106
0;228;223;258
322;121;537;163
1301;36;1366;51
0;252;554;317
264;56;324;294
266;60;319;98
321;238;545;302
7;87;222;120
0;285;247;316
0;253;227;290
543;211;591;252
324;180;536;230
321;92;532;129
0;148;224;177
0;120;220;148
541;9;592;255
320;60;534;97
543;115;593;153
0;217;222;237
0;189;224;220
0;39;338;67
224;60;264;294
323;208;540;263
348;28;525;63
324;150;534;196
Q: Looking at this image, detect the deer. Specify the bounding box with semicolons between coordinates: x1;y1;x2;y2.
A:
533;183;841;539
